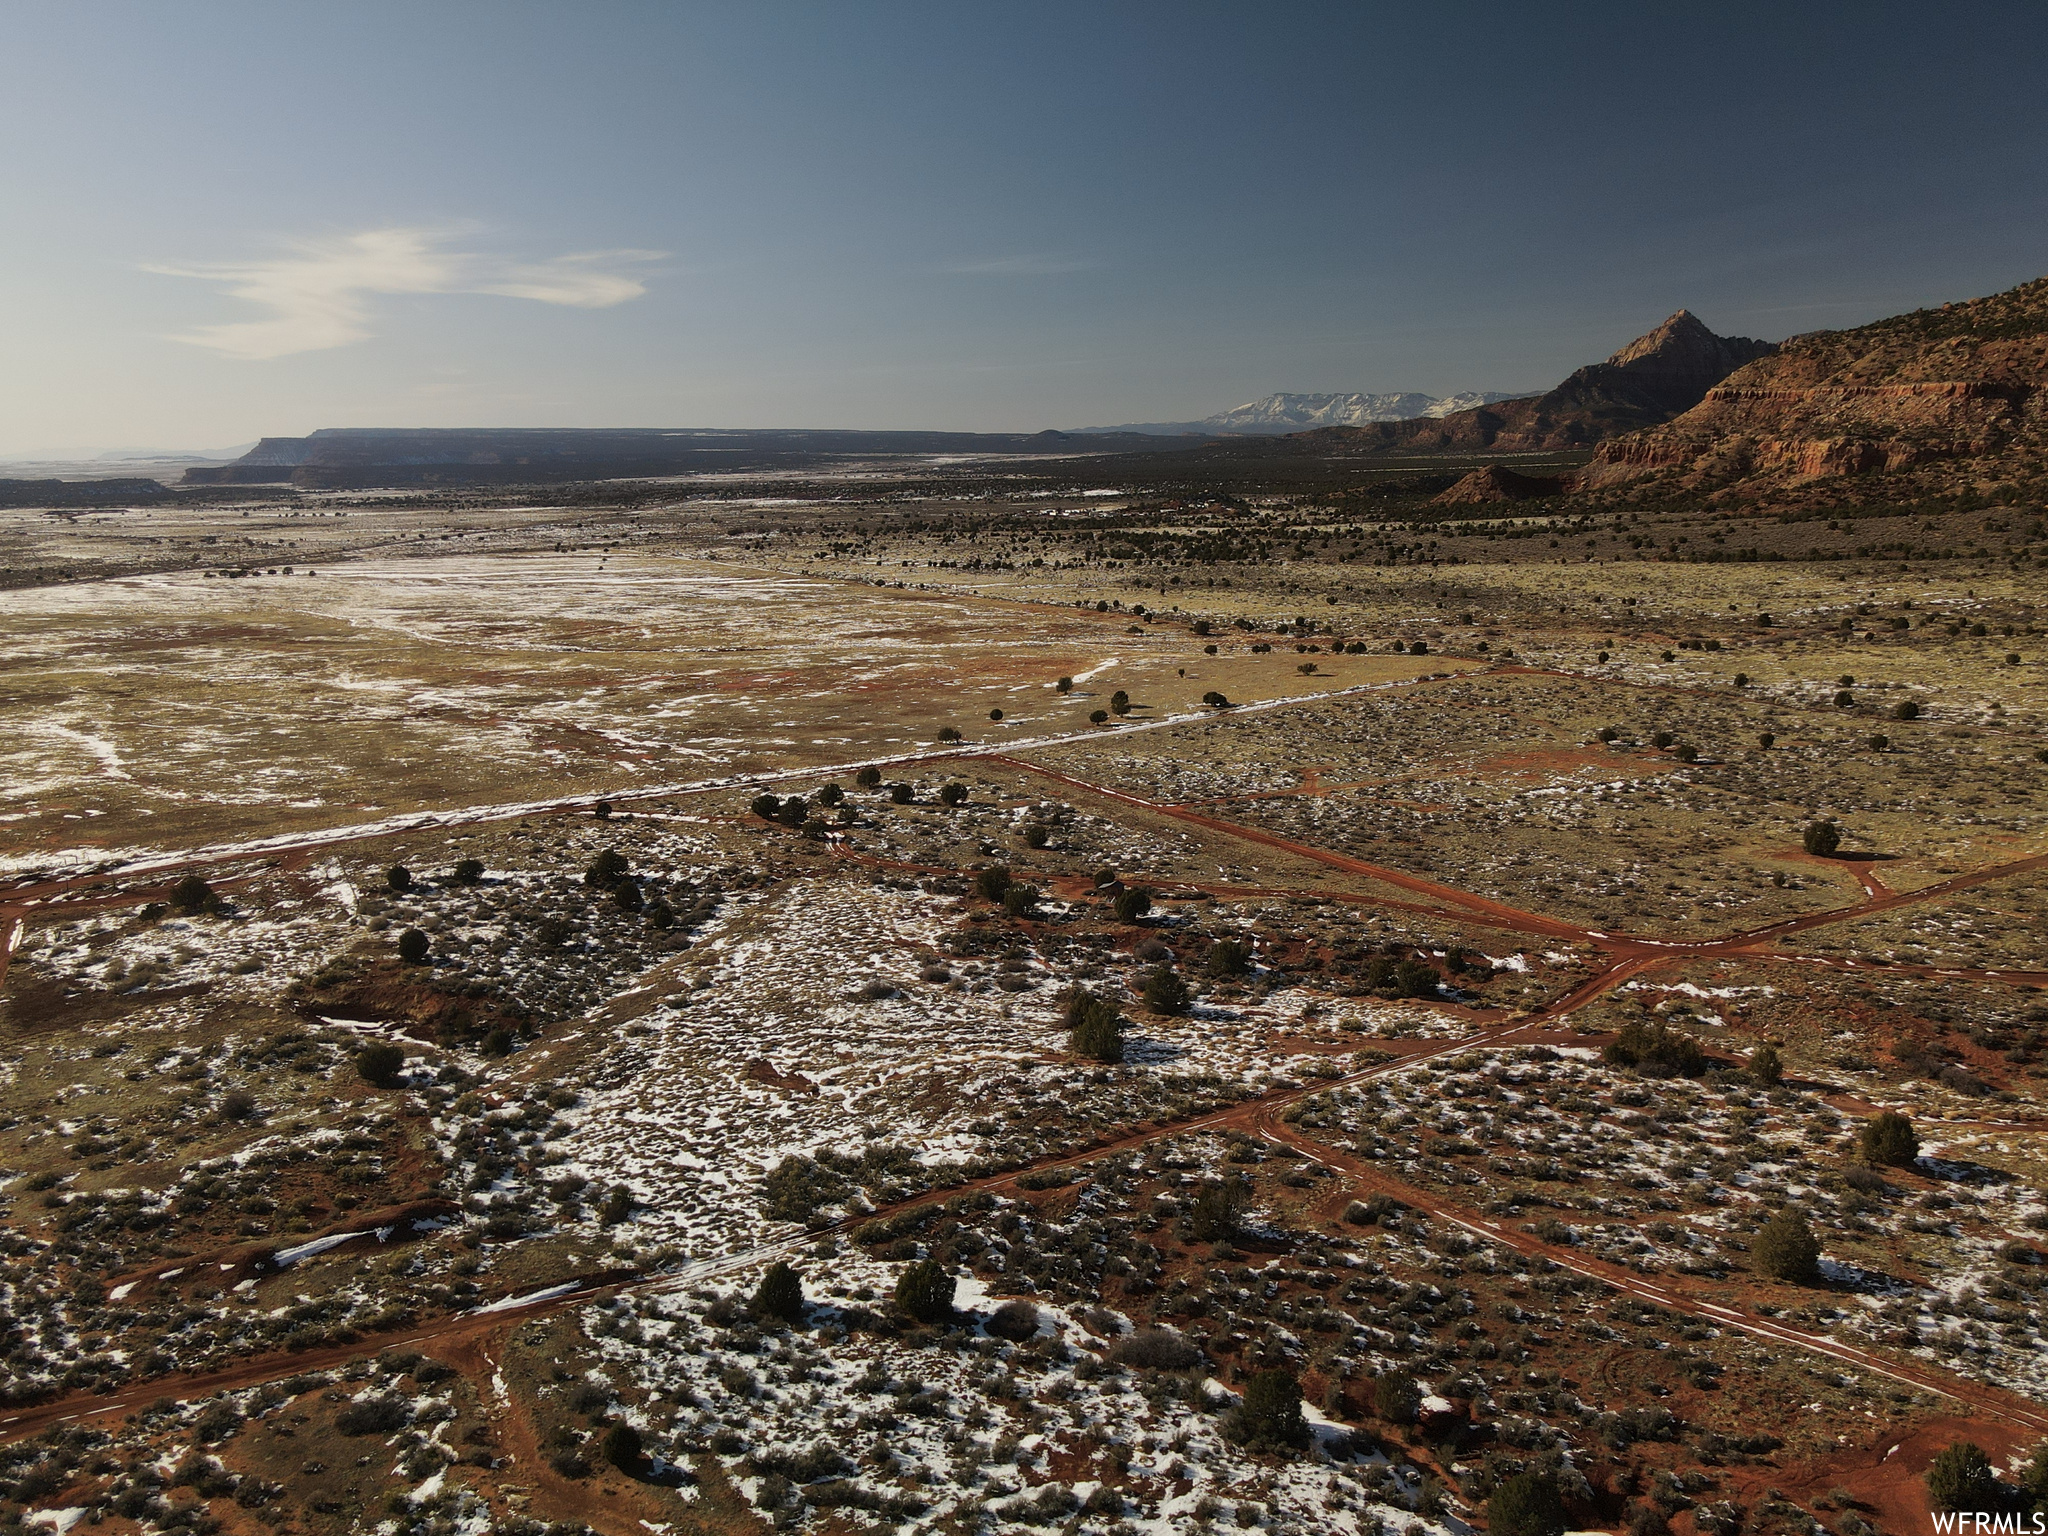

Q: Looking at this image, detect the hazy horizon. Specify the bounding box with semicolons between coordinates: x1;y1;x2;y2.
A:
5;1;2048;457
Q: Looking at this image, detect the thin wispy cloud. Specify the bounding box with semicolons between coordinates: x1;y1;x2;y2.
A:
146;228;664;359
936;254;1097;276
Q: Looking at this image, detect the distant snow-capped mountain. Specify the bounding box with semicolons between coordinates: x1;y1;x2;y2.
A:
1204;390;1524;430
1069;389;1525;436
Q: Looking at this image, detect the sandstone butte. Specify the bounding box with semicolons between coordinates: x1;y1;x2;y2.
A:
1583;273;2048;491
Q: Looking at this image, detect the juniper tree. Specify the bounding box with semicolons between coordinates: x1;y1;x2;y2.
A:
895;1258;954;1323
1065;986;1124;1063
1226;1370;1309;1453
1859;1110;1918;1167
1752;1208;1821;1282
1141;964;1189;1015
751;1261;804;1324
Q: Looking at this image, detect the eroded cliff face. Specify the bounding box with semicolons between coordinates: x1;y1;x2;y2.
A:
1584;277;2048;491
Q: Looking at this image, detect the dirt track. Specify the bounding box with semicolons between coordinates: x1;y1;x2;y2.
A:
1;685;2043;1462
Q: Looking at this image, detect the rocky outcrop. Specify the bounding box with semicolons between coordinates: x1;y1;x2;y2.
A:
1431;465;1575;504
1262;310;1774;457
1584;276;2048;491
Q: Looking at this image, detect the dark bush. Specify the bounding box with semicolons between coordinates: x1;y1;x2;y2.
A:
1065;986;1124;1063
601;1422;642;1471
169;873;214;913
1207;938;1251;978
1925;1442;1997;1513
1859;1110;1919;1167
1110;1328;1203;1370
395;927;430;964
483;1028;513;1056
1490;1471;1568;1536
452;858;484;885
895;1259;954;1323
975;865;1012;901
1373;1372;1421;1424
989;708;1004;721
1110;689;1131;715
584;849;630;886
1112;887;1153;922
855;766;882;787
1752;1209;1821;1282
1748;1041;1783;1085
1056;676;1074;692
984;1299;1040;1341
1141;965;1189;1015
936;726;962;743
752;1262;804;1324
612;881;643;912
1892;700;1921;721
749;793;782;820
1604;1020;1705;1076
890;782;914;804
336;1395;411;1436
817;783;844;806
939;782;968;806
1089;709;1109;724
1002;884;1039;918
355;1043;406;1088
1186;1179;1245;1242
1226;1369;1309;1452
1022;823;1050;849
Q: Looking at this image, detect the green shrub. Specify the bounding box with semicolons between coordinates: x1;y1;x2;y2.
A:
751;1262;804;1323
1373;1371;1421;1424
1489;1471;1567;1536
1021;823;1050;849
1112;887;1152;922
1141;965;1189;1015
1065;987;1124;1063
890;782;914;804
1859;1110;1918;1167
601;1422;642;1471
1603;1019;1705;1076
452;858;484;884
169;873;214;913
855;765;882;787
1185;1179;1244;1242
1089;709;1109;724
1206;938;1251;978
1002;884;1039;918
939;782;967;806
1926;1442;1997;1512
1225;1370;1308;1452
385;865;411;892
355;1043;405;1087
396;928;430;964
584;849;630;886
895;1259;954;1323
1748;1042;1783;1085
1752;1208;1821;1282
974;866;1012;901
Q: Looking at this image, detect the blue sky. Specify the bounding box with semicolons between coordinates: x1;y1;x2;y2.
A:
4;1;2046;454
